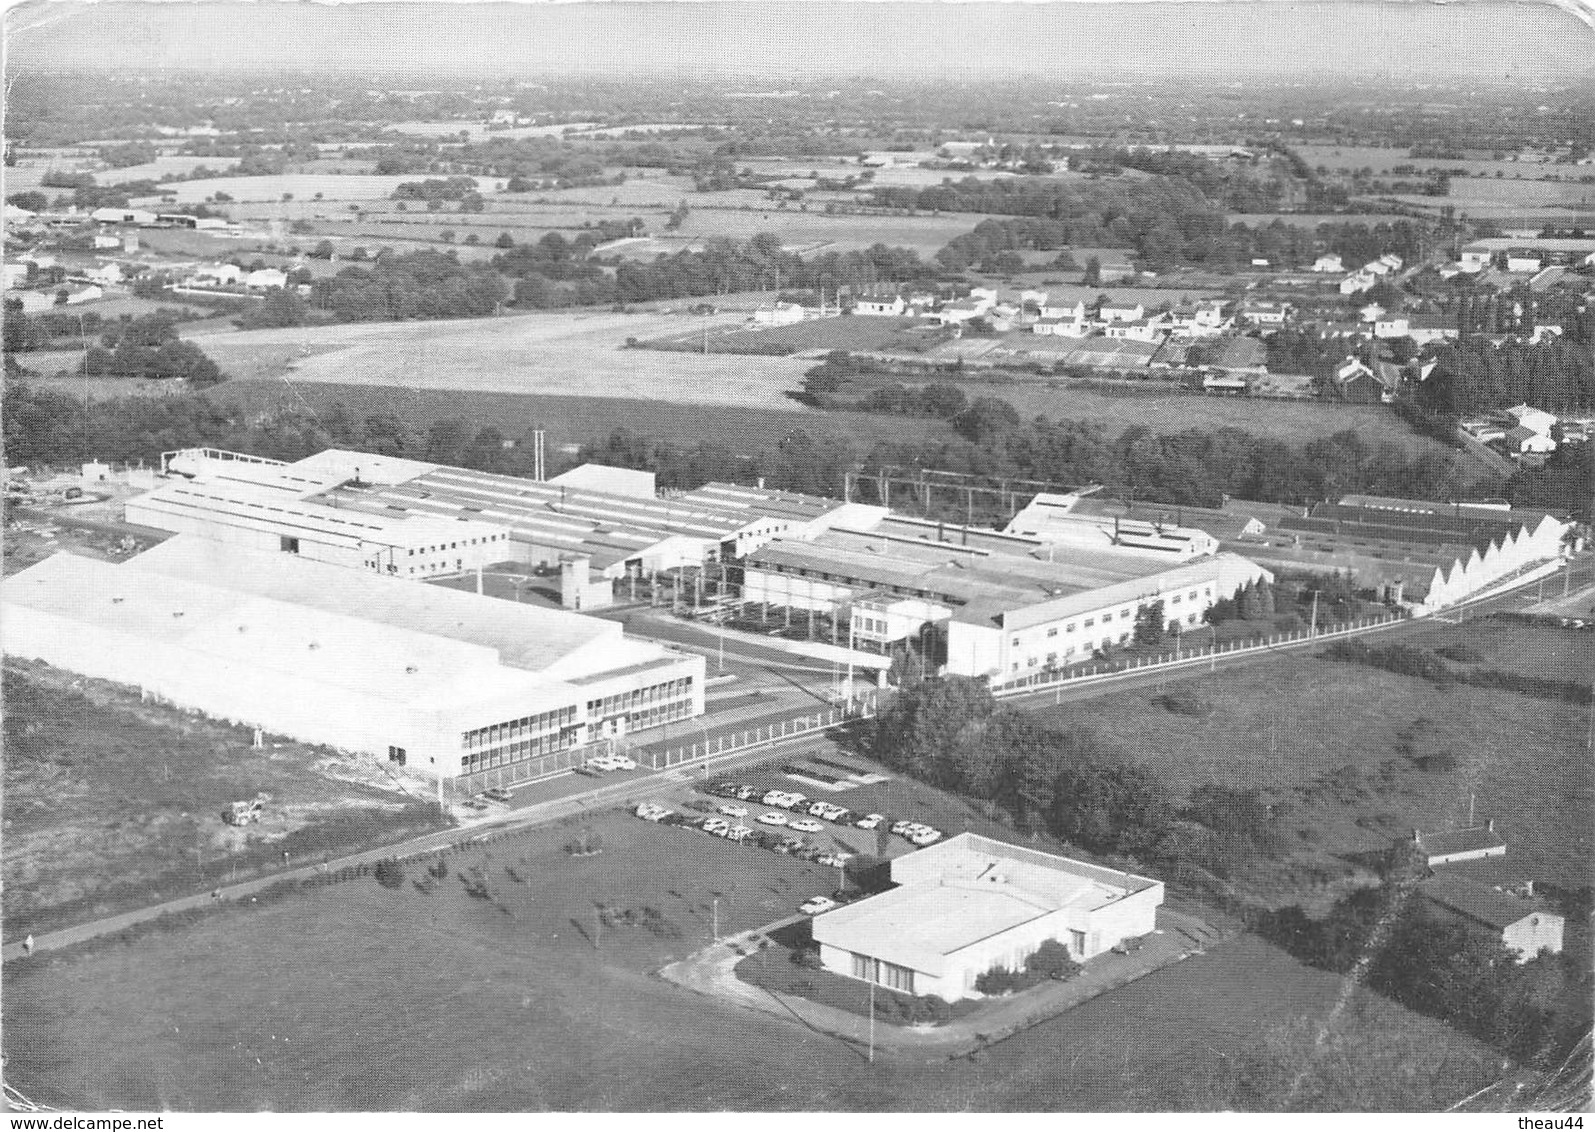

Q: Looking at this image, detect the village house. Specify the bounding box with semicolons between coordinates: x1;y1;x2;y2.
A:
1097;299;1144;324
1311;253;1344;273
852;290;905;317
1418;872;1564;963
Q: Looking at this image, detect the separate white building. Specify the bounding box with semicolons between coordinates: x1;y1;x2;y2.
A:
1312;254;1344;273
1097;300;1144;324
853;291;905;317
1419;873;1563;963
811;833;1164;1001
245;268;288;290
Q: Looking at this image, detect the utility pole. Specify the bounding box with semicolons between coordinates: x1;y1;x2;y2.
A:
712;896;719;944
868;978;876;1064
1309;590;1321;639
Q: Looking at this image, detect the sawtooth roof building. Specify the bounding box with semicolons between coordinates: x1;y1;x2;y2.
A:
811;833;1164;1001
2;536;704;788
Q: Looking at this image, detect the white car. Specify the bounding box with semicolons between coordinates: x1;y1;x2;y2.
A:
909;828;943;846
815;853;849;868
799;896;839;916
762;790;793;806
725;825;754;842
890;820;914;836
717;803;749;818
789;818;824;834
608;755;638;771
757;811;788;826
635;803;672;822
702;818;731;836
854;813;884;830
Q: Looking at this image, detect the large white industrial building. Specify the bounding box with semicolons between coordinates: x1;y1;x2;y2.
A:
740;516;1271;682
2;536;704;787
811;833;1164;1001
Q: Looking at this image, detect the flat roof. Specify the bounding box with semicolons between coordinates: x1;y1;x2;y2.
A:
812;833;1160;976
130;479;507;550
747;526;1172;621
311;466;767;564
675;481;855;527
3;551;571;710
123;535;649;679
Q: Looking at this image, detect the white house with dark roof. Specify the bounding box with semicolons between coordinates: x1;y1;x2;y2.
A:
810;833;1163;1000
1419;873;1563;963
853;291;905;317
1413;822;1507;868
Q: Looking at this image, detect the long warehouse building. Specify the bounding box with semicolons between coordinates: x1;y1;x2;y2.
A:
2;536;704;785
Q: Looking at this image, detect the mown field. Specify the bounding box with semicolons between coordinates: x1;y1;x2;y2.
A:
2;799;1503;1111
1;661;448;939
1026;649;1593;891
208;381;953;455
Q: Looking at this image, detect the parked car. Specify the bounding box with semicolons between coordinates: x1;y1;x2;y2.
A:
464;797;491;810
702;817;731;835
757;811;788;826
734;785;761;801
710;781;742;798
909;828;943;846
854;813;884;830
725;825;754;842
789;818;824;834
635;803;673;822
891;820;915;836
762;790;792;806
800;896;839;916
717;803;749;818
815;853;849;868
482;787;514;803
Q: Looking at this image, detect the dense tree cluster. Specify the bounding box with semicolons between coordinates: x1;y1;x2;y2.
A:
1409;338;1595;417
305;250;510;321
1254;881;1590;1068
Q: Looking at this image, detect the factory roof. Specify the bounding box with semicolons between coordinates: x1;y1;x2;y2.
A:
123;535;656;680
129;479;508;551
3;551;573;710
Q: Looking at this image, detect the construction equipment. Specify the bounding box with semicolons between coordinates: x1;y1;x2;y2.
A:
222;792;271;826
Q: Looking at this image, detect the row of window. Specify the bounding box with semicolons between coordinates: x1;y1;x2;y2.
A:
586;677;694;721
855;615;890;636
405;533;505;557
463;706;579;751
622;699;695;733
850;952;916;995
460;730;575;773
1015;614;1203;671
1017;588;1215;650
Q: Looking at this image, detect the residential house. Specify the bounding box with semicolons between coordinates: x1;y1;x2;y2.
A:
1019;289;1049;310
191;264;245;287
1408;315;1459;346
1504;425;1556;455
1418;873;1563;963
1378;254;1404;273
92;234;121;250
1530;324;1563;344
245;268;288;291
1097;300;1144;324
1506;253;1543;274
1502;404;1558;436
1202;372;1249;395
1459;244;1493;271
853;291;905;317
1102;318;1163;343
1340;271;1377;295
987;303;1021;332
1238;300;1291;328
934;301;992;326
1358;303;1386;323
1413;823;1506;868
968;287;1000;308
1364;259;1393;277
1374;316;1411;339
1332;357;1393;404
753;301;805;326
2;263;28;290
83;263;123;287
1311;254;1344;273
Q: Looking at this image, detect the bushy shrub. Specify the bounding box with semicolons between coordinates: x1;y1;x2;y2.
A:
1026;939;1082;981
1435;644;1484;663
374;859;406;889
1157;690;1214;718
791;946;825;969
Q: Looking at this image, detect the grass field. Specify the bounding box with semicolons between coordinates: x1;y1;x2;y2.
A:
180;307;815;407
648;314;935;355
2;800;1503;1111
1025;650;1593;891
976;381;1451;455
207;381;953;456
1399;616;1595;685
1;660;448;938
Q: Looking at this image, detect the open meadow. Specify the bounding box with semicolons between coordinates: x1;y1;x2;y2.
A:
2;803;1503;1111
209;381;953;454
180;307;815;407
1025;649;1593;891
1;660;448;939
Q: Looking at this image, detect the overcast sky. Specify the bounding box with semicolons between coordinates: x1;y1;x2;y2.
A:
6;1;1593;83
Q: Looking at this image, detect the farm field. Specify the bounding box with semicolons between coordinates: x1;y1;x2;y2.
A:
1;660;448;939
102;154;242;183
180;307;814;406
1024;651;1593;890
1294;144;1575;179
159;174;481;204
1;804;1502;1111
648;314;935;355
208;381;954;454
971;381;1451;454
1396;178;1595;214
